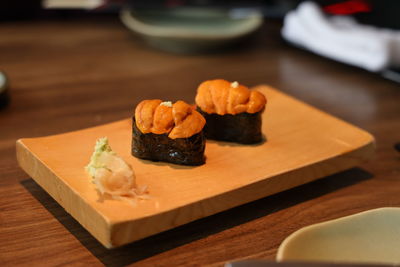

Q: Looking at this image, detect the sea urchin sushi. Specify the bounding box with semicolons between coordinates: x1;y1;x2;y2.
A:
195;79;267;144
132;99;206;166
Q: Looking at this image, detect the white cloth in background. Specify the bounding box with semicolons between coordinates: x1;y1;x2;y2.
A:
282;1;400;72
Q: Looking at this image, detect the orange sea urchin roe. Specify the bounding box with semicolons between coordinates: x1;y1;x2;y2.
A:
195;79;266;115
134;100;206;139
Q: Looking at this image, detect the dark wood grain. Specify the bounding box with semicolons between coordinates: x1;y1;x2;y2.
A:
0;16;399;266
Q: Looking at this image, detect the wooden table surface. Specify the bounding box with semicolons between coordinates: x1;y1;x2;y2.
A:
0;16;399;266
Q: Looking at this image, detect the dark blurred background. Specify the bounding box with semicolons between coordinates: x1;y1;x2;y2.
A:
1;0;399;30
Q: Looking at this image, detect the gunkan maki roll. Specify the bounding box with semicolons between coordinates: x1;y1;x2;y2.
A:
195;79;267;144
132;99;206;166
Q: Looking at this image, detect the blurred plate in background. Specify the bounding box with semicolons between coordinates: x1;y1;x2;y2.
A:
120;7;263;53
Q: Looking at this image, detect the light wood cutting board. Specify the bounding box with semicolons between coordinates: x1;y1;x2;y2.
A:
16;85;375;248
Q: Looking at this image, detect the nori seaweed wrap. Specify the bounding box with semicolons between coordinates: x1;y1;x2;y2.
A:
132;100;206;166
197;109;263;144
195;79;266;144
132;118;205;165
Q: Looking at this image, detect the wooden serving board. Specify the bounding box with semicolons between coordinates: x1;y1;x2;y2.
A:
16;86;374;248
